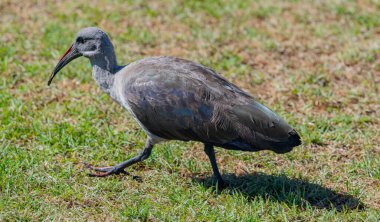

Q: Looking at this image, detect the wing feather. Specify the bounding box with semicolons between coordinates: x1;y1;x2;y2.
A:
120;57;299;151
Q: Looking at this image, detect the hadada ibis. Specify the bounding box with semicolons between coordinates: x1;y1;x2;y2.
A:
48;27;301;185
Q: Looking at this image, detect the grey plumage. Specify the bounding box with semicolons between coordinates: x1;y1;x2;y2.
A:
49;27;301;184
122;57;299;152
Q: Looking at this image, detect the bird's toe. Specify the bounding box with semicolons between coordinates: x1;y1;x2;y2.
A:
88;168;127;177
84;162;128;177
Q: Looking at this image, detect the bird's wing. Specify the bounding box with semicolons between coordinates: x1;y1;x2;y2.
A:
120;57;298;151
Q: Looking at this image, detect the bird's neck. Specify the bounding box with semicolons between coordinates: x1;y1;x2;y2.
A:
90;53;118;94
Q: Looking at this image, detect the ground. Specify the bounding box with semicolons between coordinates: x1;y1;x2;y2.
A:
0;0;379;221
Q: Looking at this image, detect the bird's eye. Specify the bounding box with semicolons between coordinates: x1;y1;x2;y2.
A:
77;37;85;44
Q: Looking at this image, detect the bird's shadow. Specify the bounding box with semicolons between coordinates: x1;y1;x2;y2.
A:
192;173;365;212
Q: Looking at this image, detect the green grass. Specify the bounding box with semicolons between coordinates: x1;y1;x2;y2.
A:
1;0;379;221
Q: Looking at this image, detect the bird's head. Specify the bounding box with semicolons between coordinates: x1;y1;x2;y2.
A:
48;27;114;86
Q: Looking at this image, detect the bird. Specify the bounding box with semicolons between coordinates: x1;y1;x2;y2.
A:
48;27;301;186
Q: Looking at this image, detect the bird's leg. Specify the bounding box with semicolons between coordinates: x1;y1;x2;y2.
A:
86;138;154;177
204;143;225;186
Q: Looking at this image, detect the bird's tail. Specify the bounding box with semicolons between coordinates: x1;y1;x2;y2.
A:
231;101;302;153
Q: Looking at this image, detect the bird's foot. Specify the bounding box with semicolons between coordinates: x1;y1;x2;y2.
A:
83;162;128;177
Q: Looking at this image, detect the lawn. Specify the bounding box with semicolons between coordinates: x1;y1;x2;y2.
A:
0;0;379;221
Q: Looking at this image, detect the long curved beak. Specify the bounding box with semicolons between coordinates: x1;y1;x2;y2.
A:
48;44;82;86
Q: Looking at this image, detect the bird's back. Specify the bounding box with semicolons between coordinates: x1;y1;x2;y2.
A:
116;56;301;153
